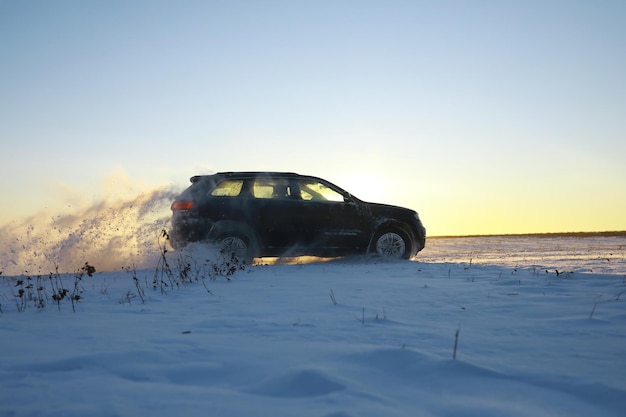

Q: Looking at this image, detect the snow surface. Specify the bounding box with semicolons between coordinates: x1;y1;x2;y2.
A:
1;252;625;417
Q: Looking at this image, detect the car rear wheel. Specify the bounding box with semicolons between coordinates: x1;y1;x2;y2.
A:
373;230;411;259
218;235;250;263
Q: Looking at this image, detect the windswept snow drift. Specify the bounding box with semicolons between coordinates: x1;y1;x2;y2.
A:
1;259;625;417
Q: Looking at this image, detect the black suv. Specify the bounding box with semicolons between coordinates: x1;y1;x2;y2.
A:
170;172;426;262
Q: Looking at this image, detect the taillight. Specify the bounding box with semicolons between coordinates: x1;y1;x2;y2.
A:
171;201;193;210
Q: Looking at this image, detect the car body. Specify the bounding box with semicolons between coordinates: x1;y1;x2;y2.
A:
170;172;426;262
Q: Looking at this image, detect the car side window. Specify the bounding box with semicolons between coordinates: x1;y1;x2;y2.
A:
253;179;299;199
211;180;244;197
298;180;344;202
252;179;274;199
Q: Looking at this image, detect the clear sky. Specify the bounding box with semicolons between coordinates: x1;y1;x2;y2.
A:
1;0;625;236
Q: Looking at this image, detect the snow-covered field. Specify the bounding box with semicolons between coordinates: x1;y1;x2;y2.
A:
1;245;625;417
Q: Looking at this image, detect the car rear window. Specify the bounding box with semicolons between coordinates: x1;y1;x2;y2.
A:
211;179;244;197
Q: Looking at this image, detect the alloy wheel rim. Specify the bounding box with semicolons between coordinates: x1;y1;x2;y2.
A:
376;232;406;257
220;237;248;260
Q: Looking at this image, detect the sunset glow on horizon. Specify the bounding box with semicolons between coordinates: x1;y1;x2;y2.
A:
1;1;625;237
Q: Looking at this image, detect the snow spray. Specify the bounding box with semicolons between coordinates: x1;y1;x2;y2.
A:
0;187;179;276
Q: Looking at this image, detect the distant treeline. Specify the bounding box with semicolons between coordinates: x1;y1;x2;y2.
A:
429;231;626;239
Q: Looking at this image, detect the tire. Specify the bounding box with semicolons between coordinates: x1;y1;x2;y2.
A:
209;221;260;264
372;229;411;259
216;233;255;264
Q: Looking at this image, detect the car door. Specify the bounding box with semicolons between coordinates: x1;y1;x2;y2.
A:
294;179;372;251
249;177;304;252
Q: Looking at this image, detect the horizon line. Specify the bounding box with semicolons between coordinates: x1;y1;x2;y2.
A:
428;230;626;239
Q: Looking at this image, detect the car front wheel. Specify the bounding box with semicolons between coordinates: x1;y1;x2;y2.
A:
373;230;411;259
